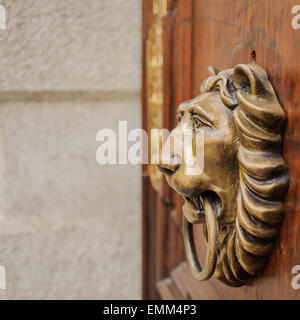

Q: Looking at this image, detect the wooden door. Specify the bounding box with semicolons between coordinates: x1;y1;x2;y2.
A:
142;0;300;300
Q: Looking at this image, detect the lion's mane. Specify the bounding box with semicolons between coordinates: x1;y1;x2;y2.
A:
200;63;289;286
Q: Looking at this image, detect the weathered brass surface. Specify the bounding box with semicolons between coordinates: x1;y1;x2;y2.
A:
157;63;289;286
146;0;167;192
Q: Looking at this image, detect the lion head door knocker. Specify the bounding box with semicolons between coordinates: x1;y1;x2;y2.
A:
157;63;289;286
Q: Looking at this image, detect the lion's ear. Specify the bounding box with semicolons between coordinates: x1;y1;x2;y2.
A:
233;63;267;96
208;66;219;76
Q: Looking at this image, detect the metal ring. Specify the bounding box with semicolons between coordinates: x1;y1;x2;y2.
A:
183;196;218;280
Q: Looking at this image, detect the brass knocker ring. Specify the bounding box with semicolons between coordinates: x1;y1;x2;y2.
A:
183;195;219;280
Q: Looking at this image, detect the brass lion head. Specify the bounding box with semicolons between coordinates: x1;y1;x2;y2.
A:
157;63;289;286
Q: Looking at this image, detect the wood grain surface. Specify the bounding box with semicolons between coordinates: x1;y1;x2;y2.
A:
142;0;300;299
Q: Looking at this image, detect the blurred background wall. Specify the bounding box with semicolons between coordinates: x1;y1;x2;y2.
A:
0;0;141;299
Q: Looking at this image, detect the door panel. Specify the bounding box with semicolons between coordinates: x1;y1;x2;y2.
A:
142;0;300;300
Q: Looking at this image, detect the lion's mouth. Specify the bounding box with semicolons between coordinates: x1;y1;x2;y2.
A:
183;191;221;224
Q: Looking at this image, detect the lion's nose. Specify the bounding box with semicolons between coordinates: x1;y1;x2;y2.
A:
157;155;180;176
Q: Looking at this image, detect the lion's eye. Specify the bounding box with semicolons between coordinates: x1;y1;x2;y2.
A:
192;117;201;129
192;115;205;129
192;114;212;129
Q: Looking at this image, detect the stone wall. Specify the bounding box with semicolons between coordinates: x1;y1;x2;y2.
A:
0;0;141;299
